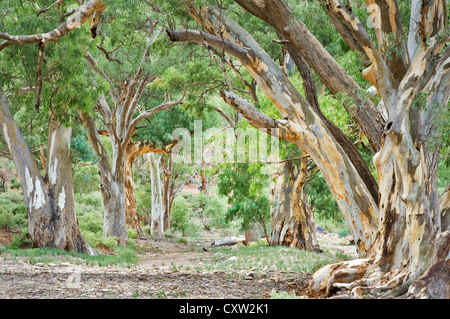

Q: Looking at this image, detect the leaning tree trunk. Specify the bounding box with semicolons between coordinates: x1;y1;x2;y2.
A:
270;157;319;251
167;19;380;257
0;93;95;254
147;153;164;238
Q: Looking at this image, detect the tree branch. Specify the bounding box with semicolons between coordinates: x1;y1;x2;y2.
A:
0;0;106;47
123;85;188;148
363;0;409;82
34;43;46;113
219;90;278;132
213;107;235;127
96;40;124;65
232;0;385;151
84;52;119;103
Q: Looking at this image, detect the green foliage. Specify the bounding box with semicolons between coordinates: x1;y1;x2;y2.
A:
171;196;195;236
74;191;121;250
75;191;103;209
0;191;27;230
307;170;342;222
72;165;101;194
135;182;152;221
191;192;229;229
9;229;33;249
270;290;303;299
218;163;270;232
71;128;98;164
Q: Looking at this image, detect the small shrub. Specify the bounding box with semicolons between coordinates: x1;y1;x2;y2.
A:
78;210;103;234
337;227;351;237
203;195;229;229
171;196;193;235
184;219;202;237
82;230;119;250
0;210;13;229
270;290;303;299
0;207;27;230
9;229;33;249
0;190;24;204
142;224;152;236
175;237;188;244
75;192;103;208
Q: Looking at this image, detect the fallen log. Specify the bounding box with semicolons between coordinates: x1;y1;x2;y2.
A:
211;237;245;247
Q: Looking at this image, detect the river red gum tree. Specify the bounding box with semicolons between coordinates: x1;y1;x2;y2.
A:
82;45;186;243
169;0;449;298
0;0;107;254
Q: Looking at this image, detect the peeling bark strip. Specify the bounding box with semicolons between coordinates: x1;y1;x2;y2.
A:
0;91;95;254
364;0;410;84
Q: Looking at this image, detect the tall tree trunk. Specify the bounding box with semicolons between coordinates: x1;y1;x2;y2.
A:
161;154;174;231
124;152;143;237
79;111;129;246
161;154;188;231
200;159;209;195
270;157;319;251
147;153;164;238
0;92;95;254
104;139;129;245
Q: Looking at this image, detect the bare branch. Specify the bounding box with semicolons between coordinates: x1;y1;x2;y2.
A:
219;90;278;131
96;39;124;65
34;43;46;113
36;0;65;15
4;87;35;99
123;85;188;147
214;106;237;127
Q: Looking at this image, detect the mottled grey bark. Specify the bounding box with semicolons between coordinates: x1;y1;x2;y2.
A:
0;92;95;254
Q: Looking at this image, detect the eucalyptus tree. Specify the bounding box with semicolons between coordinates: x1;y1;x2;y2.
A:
77;1;193;243
0;0;107;254
80;0;234;240
168;0;449;298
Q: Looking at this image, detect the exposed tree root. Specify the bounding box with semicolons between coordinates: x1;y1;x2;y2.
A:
310;231;450;299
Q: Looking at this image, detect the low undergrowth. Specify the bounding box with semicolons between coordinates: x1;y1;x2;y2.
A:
162;239;353;278
0;245;138;268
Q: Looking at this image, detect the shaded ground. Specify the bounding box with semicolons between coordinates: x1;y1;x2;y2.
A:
0;229;355;299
